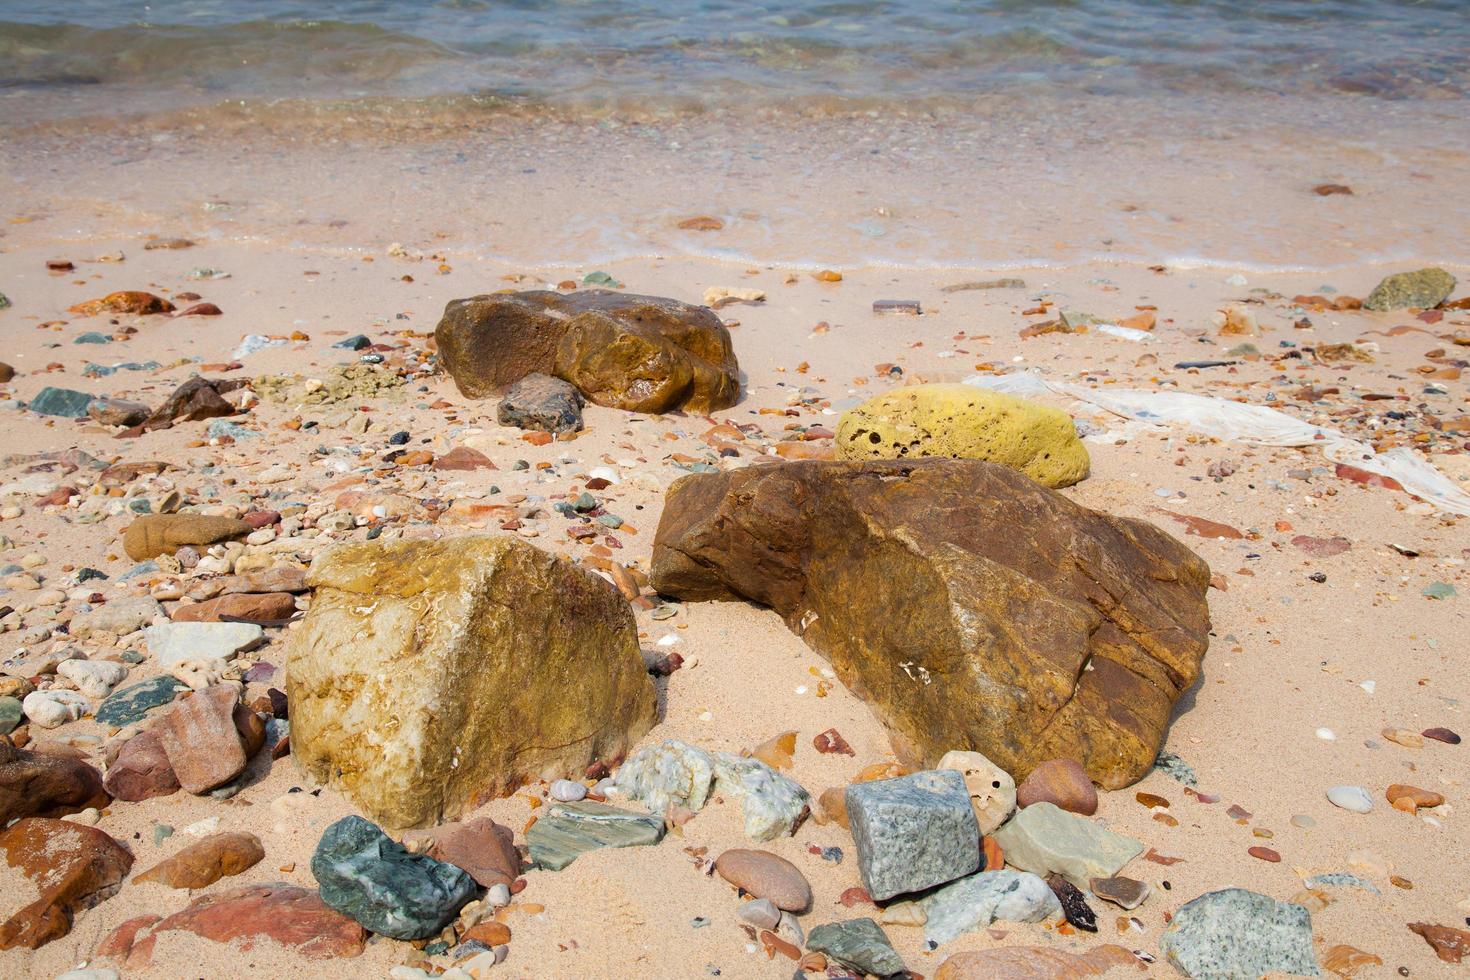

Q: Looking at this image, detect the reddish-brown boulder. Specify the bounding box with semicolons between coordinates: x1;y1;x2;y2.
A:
1017;759;1098;815
133;832;265;889
0;735;110;824
103;729;180;802
0;818;134;950
650;460;1211;789
113;884;366;966
171;592;297;623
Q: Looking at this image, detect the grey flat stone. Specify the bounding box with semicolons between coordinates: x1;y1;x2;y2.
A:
526;800;664;871
1161;887;1321;978
614;739;807;842
806;918;906;978
846;769;979;901
922;869;1060;945
991;801;1142;888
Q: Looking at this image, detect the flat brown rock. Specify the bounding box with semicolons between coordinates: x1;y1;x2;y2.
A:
415;817;520;888
435;289;740;413
714;849;813;912
122;513;253;562
0;736;110;824
133;831;265;889
186;566;307;600
110;883;366;966
0;817;134;950
171;591;297;623
651;460;1211;788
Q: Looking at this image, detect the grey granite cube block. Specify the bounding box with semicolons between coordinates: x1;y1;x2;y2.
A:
846;769;980;901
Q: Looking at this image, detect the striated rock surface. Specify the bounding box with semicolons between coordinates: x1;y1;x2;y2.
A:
497;372;584;433
0;818;133;950
526;800;665;871
650;459;1211;788
288;536;657;828
835;384;1090;488
435;289;739;413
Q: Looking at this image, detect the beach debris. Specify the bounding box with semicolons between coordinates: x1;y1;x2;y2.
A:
872;299;921;315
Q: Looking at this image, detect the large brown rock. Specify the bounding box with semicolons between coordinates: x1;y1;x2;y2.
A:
0;736;110;824
650;460;1211;789
411;817;521;888
103;883;365;966
122;513;253;561
133;831;265;889
0;818;133;950
435;289;739;413
288;536;658;829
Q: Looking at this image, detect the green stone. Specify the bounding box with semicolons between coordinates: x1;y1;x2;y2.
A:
991;801;1143;888
526;801;664;871
1161;888;1321;978
96;676;185;728
1363;267;1456;312
0;696;22;735
312;815;476;940
29;386;96;418
153;823;174;846
806;918;906;977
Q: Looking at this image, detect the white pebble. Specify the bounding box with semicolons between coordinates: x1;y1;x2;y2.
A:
549;779;587;803
1326;785;1373;814
486;883;511;908
1315;727;1335;741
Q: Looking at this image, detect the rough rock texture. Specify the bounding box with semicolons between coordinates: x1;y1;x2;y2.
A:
132;832;264;889
69;595;162;637
991;802;1142;888
435;289;740;413
103;730;180;801
496;372;585;433
1363;267;1456;311
106;884;366;966
613;739;808;842
835;385;1090;488
937;749;1017;835
0;818;134;950
412;817;520;888
806;918;906;978
935;944;1144;979
525;800;665;871
1017;758;1098;815
922;870;1061;945
0;737;110;824
122;514;253;561
312;816;477;940
155;683;255;794
288;536;657;829
650;460;1211;788
846;770;980;901
1160;888;1321;978
140;376;238;431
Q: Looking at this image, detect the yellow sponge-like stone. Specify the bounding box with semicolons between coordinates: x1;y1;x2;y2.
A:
835;384;1089;488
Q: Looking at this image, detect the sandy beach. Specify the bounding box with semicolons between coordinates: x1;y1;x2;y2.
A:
2;2;1469;978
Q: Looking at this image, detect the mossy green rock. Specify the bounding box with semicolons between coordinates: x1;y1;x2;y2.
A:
807;918;906;977
1363;267;1456;311
288;536;657;829
312;815;476;940
835;384;1089;487
0;696;21;735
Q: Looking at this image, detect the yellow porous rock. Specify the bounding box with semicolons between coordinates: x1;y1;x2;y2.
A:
835;384;1089;488
288;536;657;829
